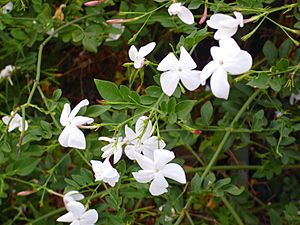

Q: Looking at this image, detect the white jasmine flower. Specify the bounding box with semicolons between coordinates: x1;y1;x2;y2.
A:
98;136;124;164
289;91;300;105
0;65;15;78
0;65;15;85
125;116;165;160
57;201;98;225
157;46;202;96
106;24;125;42
128;42;156;69
63;191;84;207
2;2;13;14
168;2;194;25
206;12;243;40
132;149;186;196
200;37;252;100
91;159;120;187
2;112;28;132
59;99;94;150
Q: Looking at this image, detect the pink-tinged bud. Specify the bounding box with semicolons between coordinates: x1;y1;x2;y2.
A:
106;18;136;24
17;190;36;196
96;99;105;104
193;130;202;135
198;5;207;25
84;1;101;7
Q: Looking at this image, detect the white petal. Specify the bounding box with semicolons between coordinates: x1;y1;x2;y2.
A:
64;191;84;205
177;6;194;25
179;46;197;69
125;125;137;142
57;212;76;222
219;19;239;29
69;99;89;120
210;68;230;100
134;58;145;69
135;152;154;170
180;70;202;91
214;27;237;40
138;42;156;58
124;145;137;160
200;61;218;85
70;221;80;225
207;14;233;29
160;71;180;96
81;209;98;224
161;163;186;184
223;50;252;75
168;3;181;15
136;116;152;141
149;173;168;196
153;149;175;169
129;45;139;61
132;170;154;183
219;37;241;57
72;116;94;126
234;11;244;27
60;103;71;126
2;115;10;125
210;46;223;61
157;53;179;72
66;201;85;217
58;126;70;148
67;125;87;149
99;136;115;142
113;144;123;164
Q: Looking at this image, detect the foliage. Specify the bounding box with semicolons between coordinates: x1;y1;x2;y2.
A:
0;0;300;224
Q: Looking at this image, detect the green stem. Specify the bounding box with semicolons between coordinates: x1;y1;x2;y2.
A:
174;195;193;225
199;89;260;184
221;196;244;225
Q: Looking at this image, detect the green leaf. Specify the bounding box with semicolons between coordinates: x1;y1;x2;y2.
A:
85;105;111;117
263;40;278;64
14;158;41;176
0;142;11;153
52;89;62;101
94;79;123;101
175;100;195;119
223;184;244;195
214;177;231;190
191;173;201;192
203;172;216;188
269;209;282;225
279;39;293;58
201;101;213;125
83;37;98;53
247;73;270;89
11;29;28;41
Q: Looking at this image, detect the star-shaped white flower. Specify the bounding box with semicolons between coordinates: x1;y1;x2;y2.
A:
128;42;156;69
2;112;28;132
200;37;252;100
290;91;300;105
168;2;194;25
2;2;13;14
132;149;186;196
157;46;202;96
207;12;243;40
59;99;94;150
63;191;84;207
91;159;120;187
98;136;124;164
57;201;98;225
124;116;165;160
